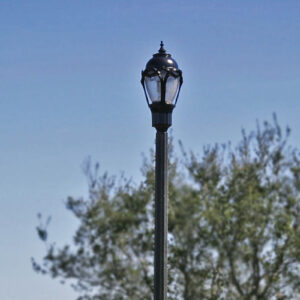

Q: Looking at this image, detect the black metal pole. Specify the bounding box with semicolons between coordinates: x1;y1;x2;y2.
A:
154;130;168;300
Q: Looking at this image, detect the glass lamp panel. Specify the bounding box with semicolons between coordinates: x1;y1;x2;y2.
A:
145;76;161;102
165;76;180;104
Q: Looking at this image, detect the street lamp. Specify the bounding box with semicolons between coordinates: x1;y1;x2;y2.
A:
141;42;183;300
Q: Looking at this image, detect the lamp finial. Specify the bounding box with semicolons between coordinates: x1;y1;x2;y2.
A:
159;41;166;54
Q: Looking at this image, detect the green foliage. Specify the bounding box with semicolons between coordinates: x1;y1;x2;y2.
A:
33;116;300;299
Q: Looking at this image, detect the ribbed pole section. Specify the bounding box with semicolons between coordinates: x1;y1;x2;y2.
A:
154;130;168;300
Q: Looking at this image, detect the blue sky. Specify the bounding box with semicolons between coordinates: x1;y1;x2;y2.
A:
1;1;300;299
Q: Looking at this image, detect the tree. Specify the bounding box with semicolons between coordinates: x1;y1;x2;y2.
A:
33;116;300;299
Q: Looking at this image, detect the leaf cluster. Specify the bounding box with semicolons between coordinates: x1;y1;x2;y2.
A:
33;116;300;300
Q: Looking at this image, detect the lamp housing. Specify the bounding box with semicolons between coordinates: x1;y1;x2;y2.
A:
141;42;183;131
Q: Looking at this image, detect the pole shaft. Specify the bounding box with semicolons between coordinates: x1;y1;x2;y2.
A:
154;130;168;300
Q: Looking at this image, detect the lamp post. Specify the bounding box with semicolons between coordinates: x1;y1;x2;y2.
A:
141;42;183;300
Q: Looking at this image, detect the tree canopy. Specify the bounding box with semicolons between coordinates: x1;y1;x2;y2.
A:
33;116;300;300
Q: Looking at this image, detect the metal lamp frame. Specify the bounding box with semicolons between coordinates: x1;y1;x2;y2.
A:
141;66;183;109
140;43;183;300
